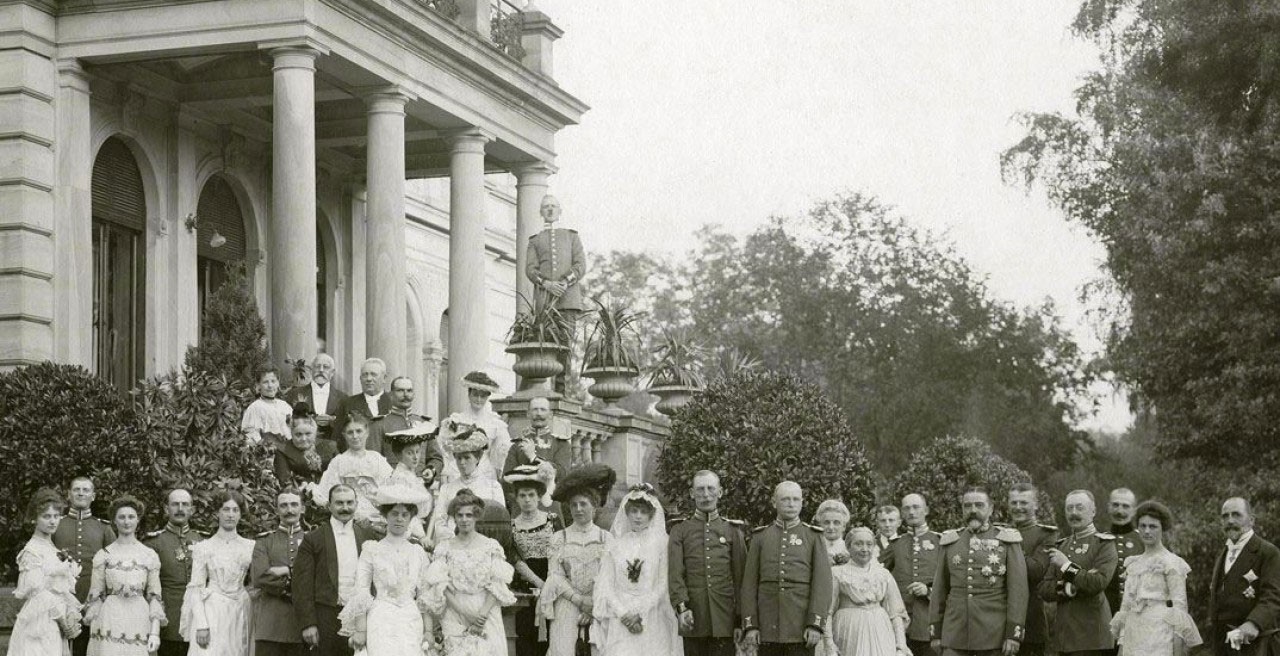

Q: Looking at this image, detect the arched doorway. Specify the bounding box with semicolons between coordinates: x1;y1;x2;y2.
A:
195;173;248;338
91;137;147;390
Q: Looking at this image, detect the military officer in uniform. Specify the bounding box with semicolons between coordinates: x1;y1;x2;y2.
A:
929;487;1027;656
53;476;115;656
1039;490;1117;656
1104;486;1143;646
367;376;442;476
252;490;308;656
669;470;748;656
525;194;586;391
882;493;941;656
503;396;574;509
741;481;834;656
1007;483;1057;656
144;488;205;656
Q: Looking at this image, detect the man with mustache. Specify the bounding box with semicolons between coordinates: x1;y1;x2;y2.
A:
144;488;204;656
292;484;376;656
1209;497;1280;656
285;353;347;461
367;376;441;477
1007;483;1057;656
881;493;941;656
331;358;392;452
252;490;308;656
929;487;1027;656
1103;487;1143;644
1039;490;1117;656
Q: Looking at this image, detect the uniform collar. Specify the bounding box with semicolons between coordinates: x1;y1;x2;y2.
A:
165;522;191;536
69;508;93;520
912;524;931;536
1071;523;1098;539
1015;519;1036;529
774;517;801;530
277;522;303;536
1112;521;1134;534
694;509;720;522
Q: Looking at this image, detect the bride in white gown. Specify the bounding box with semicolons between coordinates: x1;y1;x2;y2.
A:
591;483;682;656
337;480;435;655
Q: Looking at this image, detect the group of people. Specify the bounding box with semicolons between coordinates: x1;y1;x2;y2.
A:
7;352;1280;656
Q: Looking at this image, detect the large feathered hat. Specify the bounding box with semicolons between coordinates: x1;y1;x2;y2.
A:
442;425;489;454
552;463;616;506
384;421;438;448
461;370;501;395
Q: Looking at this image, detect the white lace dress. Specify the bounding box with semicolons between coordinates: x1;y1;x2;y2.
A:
591;527;681;655
336;538;433;656
179;535;255;656
421;534;516;656
1109;550;1202;656
8;538;82;656
84;542;166;656
312;450;394;524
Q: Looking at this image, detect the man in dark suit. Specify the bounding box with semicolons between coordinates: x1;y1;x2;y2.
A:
1210;497;1280;656
292;485;376;656
284;354;346;461
331;358;392;452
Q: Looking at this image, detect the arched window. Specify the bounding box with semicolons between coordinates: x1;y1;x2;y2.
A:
195;173;247;337
91;137;147;390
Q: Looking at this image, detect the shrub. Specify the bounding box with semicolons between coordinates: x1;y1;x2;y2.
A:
656;370;875;527
185;261;269;388
891;434;1053;530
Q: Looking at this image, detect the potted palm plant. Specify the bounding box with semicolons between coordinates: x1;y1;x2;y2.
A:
505;300;571;397
647;327;710;416
581;295;644;415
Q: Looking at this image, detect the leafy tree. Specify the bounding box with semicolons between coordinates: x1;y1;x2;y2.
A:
589;193;1095;479
891;435;1052;530
185;262;270;388
1002;0;1280;467
656;369;875;528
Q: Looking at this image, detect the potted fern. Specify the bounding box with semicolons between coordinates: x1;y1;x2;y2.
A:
581;295;644;415
505;300;571;397
647;328;710;416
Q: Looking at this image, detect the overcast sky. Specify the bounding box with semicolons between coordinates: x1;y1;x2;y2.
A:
534;1;1130;432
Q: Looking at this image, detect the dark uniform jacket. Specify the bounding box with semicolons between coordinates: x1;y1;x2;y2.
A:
143;523;205;642
331;392;393;449
526;227;586;312
1014;521;1058;647
53;509;115;602
881;527;941;642
929;524;1028;651
740;518;833;644
291;521;376;631
669;510;748;638
1107;522;1144;618
252;523;307;644
1209;531;1280;655
502;426;575;509
1037;524;1117;652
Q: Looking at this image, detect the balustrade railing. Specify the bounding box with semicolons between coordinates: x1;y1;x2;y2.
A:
489;0;527;60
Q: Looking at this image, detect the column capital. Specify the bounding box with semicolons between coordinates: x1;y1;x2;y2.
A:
444;128;494;154
262;40;328;71
57;59;92;92
512;161;557;184
363;86;412;114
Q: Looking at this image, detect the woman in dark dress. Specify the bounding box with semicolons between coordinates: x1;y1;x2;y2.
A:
273;404;324;490
505;465;563;656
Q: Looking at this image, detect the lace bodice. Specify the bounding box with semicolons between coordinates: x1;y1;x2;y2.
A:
14;538;78;599
188;536;254;595
1121;551;1191;607
512;513;558;560
833;563;902;613
91;543;162;599
548;525;610;594
359;540;430;605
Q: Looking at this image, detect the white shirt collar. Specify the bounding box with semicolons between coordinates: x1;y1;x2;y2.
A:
330;516;354;534
1228;529;1255;549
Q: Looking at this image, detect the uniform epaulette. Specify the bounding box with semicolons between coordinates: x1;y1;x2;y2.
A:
1096;532;1116;540
256;530;272;539
752;525;770;533
196;529;212;537
806;523;823;532
143;529;165;539
1038;523;1058;531
667;517;686;526
96;517;112;525
725;518;746;526
1055;536;1068;546
939;529;960;546
995;527;1023;543
888;534;904;542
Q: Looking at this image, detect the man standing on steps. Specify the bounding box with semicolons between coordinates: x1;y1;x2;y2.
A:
669;470;748;656
882;493;940;656
1008;483;1058;656
144;488;204;656
53;476;115;656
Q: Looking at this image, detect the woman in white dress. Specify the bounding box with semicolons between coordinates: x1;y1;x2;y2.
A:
180;489;255;656
313;415;393;528
437;371;512;483
84;496;165;656
337;479;434;655
826;527;910;656
813;499;852;656
591;483;681;656
422;489;517;656
432;427;509;546
540;464;616;656
381;423;437;542
1109;501;1202;656
8;489;82;656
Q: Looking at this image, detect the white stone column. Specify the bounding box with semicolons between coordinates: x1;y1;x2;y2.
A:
52;60;92;366
364;90;408;376
269;46;320;363
445;128;492;413
513;162;554;316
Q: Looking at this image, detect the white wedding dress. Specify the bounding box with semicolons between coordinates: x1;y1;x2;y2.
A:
337;537;433;656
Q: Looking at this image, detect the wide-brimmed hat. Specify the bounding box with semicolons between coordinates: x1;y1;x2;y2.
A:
372;479;433;512
552;463;616;505
384;421;438;448
504;464;548;495
442;426;489;454
461;371;501;395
